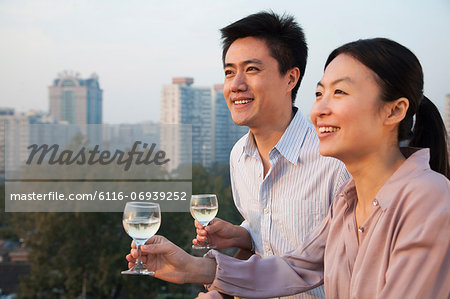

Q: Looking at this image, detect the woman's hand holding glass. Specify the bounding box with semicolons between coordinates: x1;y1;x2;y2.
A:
122;202;161;275
126;235;217;285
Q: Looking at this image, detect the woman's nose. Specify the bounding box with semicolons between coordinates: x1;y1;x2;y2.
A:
311;98;331;119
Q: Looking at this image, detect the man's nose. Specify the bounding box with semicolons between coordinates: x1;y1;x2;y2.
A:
231;72;248;92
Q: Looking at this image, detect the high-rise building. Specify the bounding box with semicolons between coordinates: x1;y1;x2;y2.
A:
212;84;247;163
0;108;29;174
49;70;103;126
0;108;73;176
161;77;211;168
161;78;247;169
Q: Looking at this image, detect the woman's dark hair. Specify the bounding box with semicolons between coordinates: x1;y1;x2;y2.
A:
325;38;449;178
220;11;308;104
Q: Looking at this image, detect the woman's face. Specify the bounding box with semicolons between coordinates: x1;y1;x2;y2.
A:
311;54;388;163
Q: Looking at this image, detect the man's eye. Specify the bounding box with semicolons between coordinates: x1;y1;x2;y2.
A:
247;66;258;71
335;89;346;95
315;91;322;97
224;70;233;76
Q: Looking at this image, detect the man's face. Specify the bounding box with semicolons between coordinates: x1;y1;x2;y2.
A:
223;37;293;130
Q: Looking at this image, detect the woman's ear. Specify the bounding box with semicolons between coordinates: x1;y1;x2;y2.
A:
384;97;409;126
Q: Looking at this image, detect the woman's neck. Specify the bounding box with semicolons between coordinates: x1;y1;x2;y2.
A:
347;145;406;209
346;145;405;243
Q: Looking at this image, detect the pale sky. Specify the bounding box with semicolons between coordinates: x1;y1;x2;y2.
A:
1;0;449;124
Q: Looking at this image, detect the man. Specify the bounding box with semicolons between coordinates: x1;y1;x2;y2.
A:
191;11;349;299
128;11;349;299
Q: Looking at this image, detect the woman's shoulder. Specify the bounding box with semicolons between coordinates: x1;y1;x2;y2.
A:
398;148;449;198
390;169;450;220
406;169;449;197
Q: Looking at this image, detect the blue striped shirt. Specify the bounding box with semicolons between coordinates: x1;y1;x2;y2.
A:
230;108;350;299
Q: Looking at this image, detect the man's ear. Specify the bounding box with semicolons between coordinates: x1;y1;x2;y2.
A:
384;97;409;126
286;67;300;91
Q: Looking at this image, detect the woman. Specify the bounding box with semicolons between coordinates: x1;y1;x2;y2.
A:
127;38;450;298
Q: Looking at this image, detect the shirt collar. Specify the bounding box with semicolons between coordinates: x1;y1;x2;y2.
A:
241;131;258;159
238;107;310;165
274;107;310;165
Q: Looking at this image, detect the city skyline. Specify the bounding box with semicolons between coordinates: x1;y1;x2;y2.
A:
0;0;449;124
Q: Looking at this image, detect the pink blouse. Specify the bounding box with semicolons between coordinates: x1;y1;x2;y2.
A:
206;149;450;298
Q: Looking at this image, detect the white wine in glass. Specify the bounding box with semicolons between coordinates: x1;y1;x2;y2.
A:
121;202;161;275
190;194;218;249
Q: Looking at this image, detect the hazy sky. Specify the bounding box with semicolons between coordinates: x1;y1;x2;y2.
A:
1;0;449;124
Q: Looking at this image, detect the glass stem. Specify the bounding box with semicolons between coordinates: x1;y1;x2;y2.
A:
135;244;144;268
203;225;209;246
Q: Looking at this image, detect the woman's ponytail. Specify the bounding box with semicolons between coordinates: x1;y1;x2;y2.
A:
409;96;449;178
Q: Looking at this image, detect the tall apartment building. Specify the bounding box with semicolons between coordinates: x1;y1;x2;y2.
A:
161;77;211;168
212;84;248;163
0;109;30;174
161;78;247;169
0;108;72;176
49;71;103;126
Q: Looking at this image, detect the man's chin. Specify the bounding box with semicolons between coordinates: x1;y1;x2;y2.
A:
231;117;249;127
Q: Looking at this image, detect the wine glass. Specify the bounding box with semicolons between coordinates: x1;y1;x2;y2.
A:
121;202;161;275
190;194;218;249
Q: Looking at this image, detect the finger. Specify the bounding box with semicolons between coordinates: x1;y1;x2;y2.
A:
206;218;228;234
131;240;136;249
208;290;224;299
131;249;139;258
128;262;135;269
197;235;207;242
208;217;223;225
194;220;203;229
204;223;217;233
146;235;167;245
126;254;136;262
196;228;207;235
141;240;177;255
192;238;198;245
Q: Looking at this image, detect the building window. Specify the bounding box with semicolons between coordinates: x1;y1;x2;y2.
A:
61;80;76;87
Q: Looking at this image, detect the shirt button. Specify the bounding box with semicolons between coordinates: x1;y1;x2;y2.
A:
372;200;378;206
263;208;269;214
358;226;365;233
258;173;262;178
265;245;271;252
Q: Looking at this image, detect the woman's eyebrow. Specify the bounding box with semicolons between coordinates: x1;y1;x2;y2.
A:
317;76;354;87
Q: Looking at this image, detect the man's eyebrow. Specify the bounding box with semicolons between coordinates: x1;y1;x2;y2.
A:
317;77;354;87
224;59;264;68
242;59;263;65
